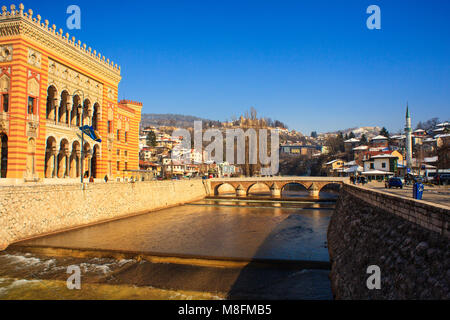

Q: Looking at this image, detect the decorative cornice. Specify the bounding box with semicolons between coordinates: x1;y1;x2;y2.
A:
0;4;122;85
119;99;143;107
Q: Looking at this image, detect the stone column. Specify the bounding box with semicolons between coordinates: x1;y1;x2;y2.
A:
64;149;70;177
236;184;246;197
45;151;51;178
57;152;64;178
308;183;320;198
77;108;82;126
50;147;57;178
70;106;75;125
270;183;281;198
76;149;81;177
69;153;74;178
48;98;55;120
66;101;72;125
53;97;60;122
88;108;93;126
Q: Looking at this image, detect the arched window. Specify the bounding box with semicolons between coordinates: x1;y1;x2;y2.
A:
92;103;100;130
44;137;57;178
46;86;58;119
91;145;100;179
82;99;91;126
71;95;81;126
0;74;10;113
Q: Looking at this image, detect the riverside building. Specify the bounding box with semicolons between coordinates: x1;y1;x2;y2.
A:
0;4;142;184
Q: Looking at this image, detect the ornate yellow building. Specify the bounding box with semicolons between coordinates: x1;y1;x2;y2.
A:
0;4;142;184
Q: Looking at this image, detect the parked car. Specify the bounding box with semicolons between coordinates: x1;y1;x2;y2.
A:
385;177;403;189
433;174;450;185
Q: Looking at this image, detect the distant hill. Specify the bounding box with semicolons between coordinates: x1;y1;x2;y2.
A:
140;113;216;129
321;126;382;138
342;126;382;138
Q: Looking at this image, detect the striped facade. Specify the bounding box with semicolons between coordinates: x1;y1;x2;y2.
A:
0;4;142;183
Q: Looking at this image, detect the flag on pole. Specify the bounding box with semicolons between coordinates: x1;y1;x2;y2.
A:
79;125;102;143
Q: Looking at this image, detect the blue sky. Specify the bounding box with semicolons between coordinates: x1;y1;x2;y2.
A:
22;0;450;134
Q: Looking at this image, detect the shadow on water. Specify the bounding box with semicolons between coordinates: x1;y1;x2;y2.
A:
222;184;340;299
223;204;333;299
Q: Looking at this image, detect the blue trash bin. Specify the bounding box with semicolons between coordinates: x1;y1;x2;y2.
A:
417;183;424;200
413;182;424;200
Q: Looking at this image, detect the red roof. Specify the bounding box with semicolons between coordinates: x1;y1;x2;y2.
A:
139;160;158;167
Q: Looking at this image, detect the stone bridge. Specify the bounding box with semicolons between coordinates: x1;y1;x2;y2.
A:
210;177;349;198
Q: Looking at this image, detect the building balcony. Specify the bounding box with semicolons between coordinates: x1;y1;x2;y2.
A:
46;119;80;130
27;114;39;122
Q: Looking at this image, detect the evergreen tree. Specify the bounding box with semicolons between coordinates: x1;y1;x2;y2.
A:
349;132;356;139
379;127;390;138
146;131;157;147
360;134;368;144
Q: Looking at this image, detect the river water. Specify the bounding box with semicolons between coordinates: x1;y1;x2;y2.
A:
0;195;336;300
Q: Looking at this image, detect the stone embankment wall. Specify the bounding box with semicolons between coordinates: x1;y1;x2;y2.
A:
328;183;450;299
0;180;209;250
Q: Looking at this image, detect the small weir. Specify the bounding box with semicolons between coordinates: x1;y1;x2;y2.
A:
1;193;337;300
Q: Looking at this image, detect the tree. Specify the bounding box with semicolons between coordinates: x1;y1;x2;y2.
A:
379;127;390;138
311;131;318;138
146;131;157;147
273;120;288;129
349;132;356;139
416;117;440;131
326;133;345;155
436;138;450;175
360;134;368;145
279;154;311;176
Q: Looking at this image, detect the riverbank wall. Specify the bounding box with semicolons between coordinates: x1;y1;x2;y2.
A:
0;180;209;251
328;183;450;299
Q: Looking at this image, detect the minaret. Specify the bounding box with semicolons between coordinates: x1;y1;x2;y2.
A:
405;103;413;170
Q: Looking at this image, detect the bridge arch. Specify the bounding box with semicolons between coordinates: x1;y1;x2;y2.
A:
280;182;309;197
318;182;342;197
247;182;271;196
214;183;236;196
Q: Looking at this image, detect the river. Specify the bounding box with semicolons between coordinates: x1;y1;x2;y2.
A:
0;194;336;300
